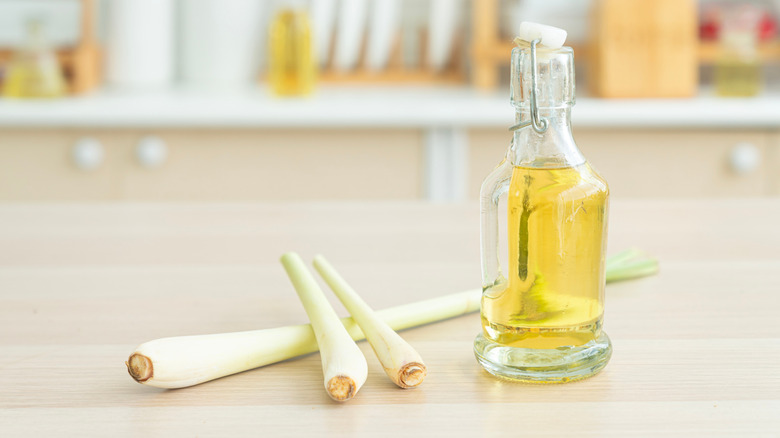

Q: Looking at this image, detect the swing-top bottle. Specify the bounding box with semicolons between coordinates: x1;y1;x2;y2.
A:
474;31;613;383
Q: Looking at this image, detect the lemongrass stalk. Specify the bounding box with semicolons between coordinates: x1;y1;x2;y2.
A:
281;252;367;401
126;249;658;389
126;288;481;389
605;248;659;283
606;248;646;269
313;255;426;389
606;259;659;283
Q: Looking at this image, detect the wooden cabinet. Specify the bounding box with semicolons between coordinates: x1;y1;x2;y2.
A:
468;128;777;198
771;134;780;195
120;129;423;201
1;127;778;201
0;129;423;201
0;129;125;201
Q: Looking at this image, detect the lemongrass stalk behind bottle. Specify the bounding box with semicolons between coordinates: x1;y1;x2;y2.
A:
605;249;659;282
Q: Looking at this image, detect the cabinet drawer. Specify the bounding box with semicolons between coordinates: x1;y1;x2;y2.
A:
0;129;128;201
0;128;423;201
469;129;772;198
121;129;423;201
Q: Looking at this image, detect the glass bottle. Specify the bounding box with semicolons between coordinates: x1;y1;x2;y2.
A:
268;0;316;96
473;40;612;383
2;18;67;98
715;5;762;97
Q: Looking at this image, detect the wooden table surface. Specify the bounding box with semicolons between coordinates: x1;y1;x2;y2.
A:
1;200;779;437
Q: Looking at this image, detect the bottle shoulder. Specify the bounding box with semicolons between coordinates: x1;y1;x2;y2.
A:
583;162;610;196
506;163;608;203
480;159;513;193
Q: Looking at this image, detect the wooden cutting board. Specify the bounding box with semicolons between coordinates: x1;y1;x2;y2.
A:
590;0;699;98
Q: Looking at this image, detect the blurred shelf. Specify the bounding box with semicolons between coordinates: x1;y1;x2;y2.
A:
481;40;780;70
0;86;779;129
319;70;466;84
699;41;780;64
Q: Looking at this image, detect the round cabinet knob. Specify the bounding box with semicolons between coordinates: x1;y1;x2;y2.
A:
729;142;761;176
136;136;168;168
72;138;105;171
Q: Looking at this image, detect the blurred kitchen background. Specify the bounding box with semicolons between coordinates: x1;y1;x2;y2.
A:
1;0;779;202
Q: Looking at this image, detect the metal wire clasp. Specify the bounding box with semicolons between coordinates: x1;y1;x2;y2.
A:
508;38;548;134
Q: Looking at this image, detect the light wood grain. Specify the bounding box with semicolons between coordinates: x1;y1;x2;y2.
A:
1;201;779;436
0;129;128;201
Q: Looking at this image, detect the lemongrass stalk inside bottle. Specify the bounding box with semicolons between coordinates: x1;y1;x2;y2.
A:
280;252;367;401
313;255;426;388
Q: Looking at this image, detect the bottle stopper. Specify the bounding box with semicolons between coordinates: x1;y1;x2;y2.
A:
516;22;567;49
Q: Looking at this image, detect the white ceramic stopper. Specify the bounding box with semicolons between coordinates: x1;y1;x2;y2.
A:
517;22;567;48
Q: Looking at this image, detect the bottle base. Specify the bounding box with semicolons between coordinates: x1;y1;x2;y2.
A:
473;331;612;383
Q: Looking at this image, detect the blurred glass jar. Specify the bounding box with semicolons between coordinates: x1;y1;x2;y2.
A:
715;5;763;97
269;1;316;96
2;18;66;98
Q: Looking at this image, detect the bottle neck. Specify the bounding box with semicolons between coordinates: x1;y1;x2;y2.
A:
510;107;584;168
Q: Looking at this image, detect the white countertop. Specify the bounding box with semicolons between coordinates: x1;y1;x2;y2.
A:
1;86;778;129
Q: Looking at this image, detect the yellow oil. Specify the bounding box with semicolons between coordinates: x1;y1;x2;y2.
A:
2;20;66;99
2;60;66;98
715;58;761;97
268;9;316;96
481;163;608;349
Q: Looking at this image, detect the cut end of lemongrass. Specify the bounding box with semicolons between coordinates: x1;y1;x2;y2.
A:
397;362;427;388
126;353;153;382
313;255;429;390
124;289;480;389
326;375;358;401
283;253;368;402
